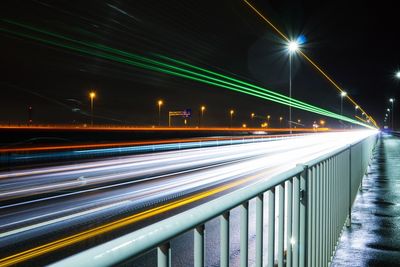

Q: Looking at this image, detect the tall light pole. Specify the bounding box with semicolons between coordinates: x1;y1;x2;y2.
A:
200;105;206;127
89;91;96;126
230;109;234;128
157;100;163;126
355;105;359;117
279;116;283;128
389;98;395;130
288;40;299;134
340;91;347;116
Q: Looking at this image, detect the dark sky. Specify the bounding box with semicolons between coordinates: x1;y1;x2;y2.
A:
0;0;398;128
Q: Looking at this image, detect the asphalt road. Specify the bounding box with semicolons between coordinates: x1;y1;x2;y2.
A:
0;131;375;266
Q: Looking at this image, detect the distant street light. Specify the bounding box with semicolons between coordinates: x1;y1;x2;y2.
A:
157;100;163;126
389;98;395;130
230;109;234;127
89;91;96;126
355;105;359;117
288;40;300;134
340;91;347;117
279;116;283;127
320;120;326;127
200;105;206;127
251;113;255;127
396;71;400;79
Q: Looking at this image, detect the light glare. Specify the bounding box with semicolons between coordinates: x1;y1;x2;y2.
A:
288;41;299;53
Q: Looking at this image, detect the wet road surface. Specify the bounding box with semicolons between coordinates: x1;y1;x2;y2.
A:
332;133;400;267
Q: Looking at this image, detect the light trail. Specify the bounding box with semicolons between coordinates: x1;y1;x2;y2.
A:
0;130;319;154
242;0;378;128
0;131;376;266
0;20;373;128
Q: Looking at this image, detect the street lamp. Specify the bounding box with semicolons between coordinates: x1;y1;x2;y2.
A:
355;105;359;117
279;116;283;127
200;105;206;127
288;40;300;134
340;91;347;116
230;109;234;127
390;98;395;130
89;91;96;126
320;120;325;127
157;100;163;126
267;115;271;127
396;71;400;79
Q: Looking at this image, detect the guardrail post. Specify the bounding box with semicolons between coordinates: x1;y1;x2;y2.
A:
240;202;249;267
157;242;171;267
277;184;285;267
286;180;293;267
256;194;263;267
267;188;275;267
296;164;308;267
292;176;300;267
220;211;230;267
347;145;352;227
194;225;205;267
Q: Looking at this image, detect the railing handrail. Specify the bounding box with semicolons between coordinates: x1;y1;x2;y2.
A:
51;134;377;267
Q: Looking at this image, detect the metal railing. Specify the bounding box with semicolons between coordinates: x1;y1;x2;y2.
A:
52;134;377;267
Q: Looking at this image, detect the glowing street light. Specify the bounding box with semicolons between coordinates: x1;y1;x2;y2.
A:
230;109;235;127
279;116;283;127
267;115;271;126
89;91;96;126
287;40;300;134
199;105;206;127
340;91;347;116
396;71;400;79
157;100;163;126
355;105;359;117
389;98;395;130
320;120;326;126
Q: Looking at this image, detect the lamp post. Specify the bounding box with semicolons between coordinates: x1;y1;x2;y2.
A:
279;116;283;128
89;91;96;126
390;98;395;130
340;91;347;117
355;105;359;117
288;40;299;134
230;109;234;127
251;113;255;128
157;100;163;126
267;115;271;127
200;106;206;127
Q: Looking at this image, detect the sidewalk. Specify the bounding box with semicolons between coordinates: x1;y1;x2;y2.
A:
332;133;400;266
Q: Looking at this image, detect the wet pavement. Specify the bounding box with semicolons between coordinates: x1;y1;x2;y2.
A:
332;133;400;267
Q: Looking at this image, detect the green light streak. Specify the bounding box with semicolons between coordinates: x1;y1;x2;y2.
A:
0;19;374;129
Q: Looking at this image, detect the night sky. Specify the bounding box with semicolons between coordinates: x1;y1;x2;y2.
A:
1;0;398;128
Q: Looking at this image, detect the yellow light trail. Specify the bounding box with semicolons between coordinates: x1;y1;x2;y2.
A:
0;169;273;266
242;0;378;128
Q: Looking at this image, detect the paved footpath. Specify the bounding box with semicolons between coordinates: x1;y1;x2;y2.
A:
332;133;400;266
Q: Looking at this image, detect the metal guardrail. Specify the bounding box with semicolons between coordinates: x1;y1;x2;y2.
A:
52;134;377;267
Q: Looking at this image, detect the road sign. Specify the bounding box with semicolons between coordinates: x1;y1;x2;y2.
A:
183;109;192;118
